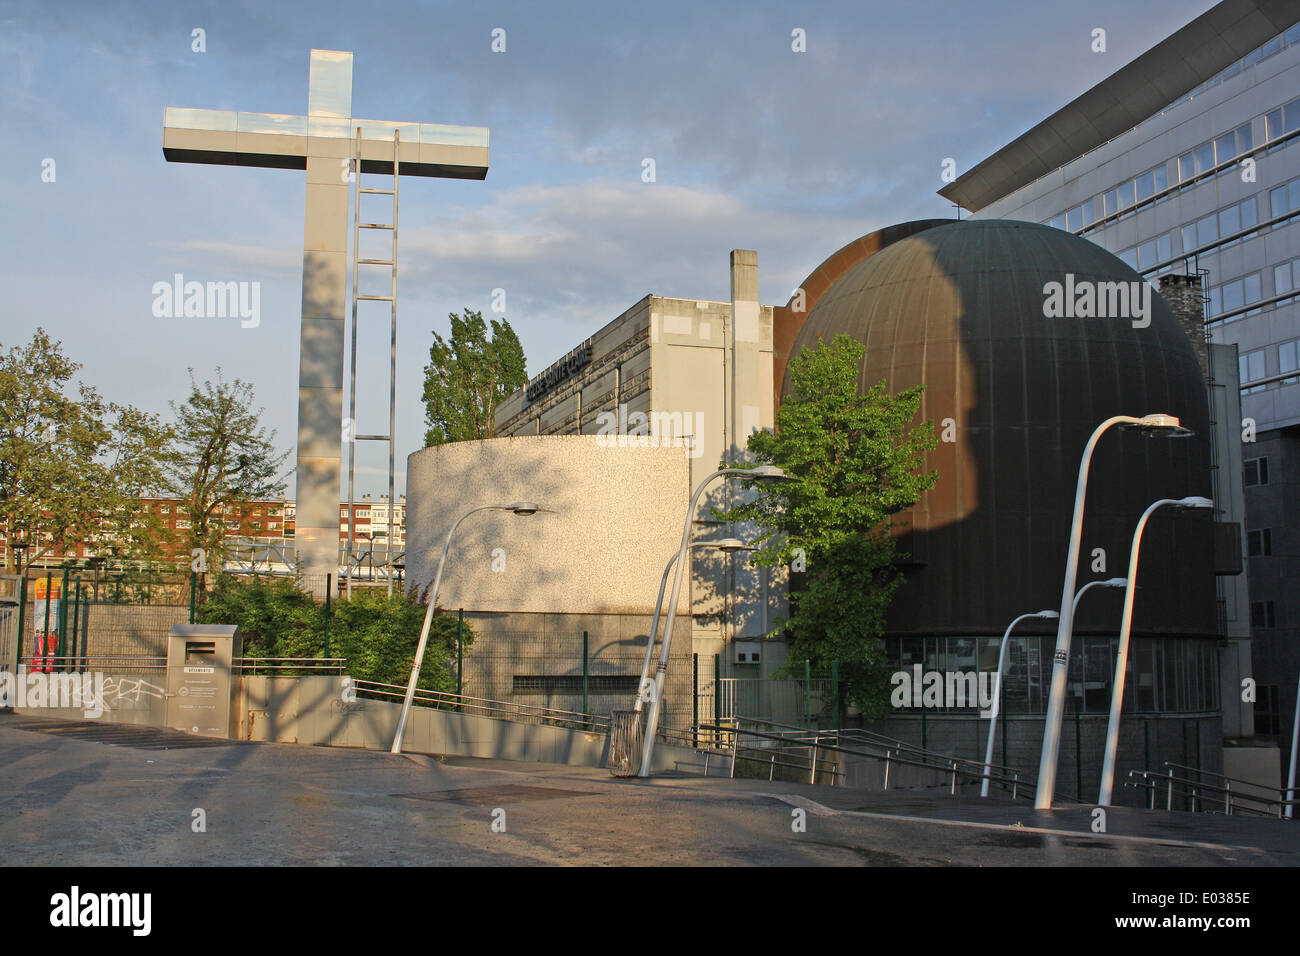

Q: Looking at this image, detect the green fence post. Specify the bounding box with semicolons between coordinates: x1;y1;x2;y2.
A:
804;659;811;728
713;653;720;727
831;660;840;731
189;570;197;624
78;581;88;668
16;576;27;668
582;631;589;716
323;573;332;657
58;567;70;671
456;609;464;699
1074;698;1083;803
71;581;81;673
42;570;52;671
693;653;699;748
1001;680;1008;768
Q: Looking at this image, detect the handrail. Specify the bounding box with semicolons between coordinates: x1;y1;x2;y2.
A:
1126;767;1298;818
350;677;611;732
698;719;1032;799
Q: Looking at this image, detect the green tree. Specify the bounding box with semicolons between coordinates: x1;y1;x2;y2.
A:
0;329;171;572
719;334;938;718
161;370;289;580
421;309;527;445
196;574;470;691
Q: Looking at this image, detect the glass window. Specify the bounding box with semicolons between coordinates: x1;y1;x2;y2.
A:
1182;223;1198;251
1104;188;1118;215
1195;141;1215;173
1244;457;1269;486
1067;206;1082;232
1081;198;1096;227
1262;36;1283;60
1157;233;1172;261
1245;272;1261;304
1216;132;1237;162
1117;180;1135;210
1249;349;1266;381
1152;165;1168;193
1119;247;1138;269
1277;263;1295;295
1219;204;1240;236
1197;215;1218;246
1290;179;1300;213
1280;340;1298;379
1272;184;1291;218
1237;123;1253;153
1267;108;1285;140
1241;197;1258;230
1179;152;1196;181
1287;23;1300;46
1136;171;1154;202
1288;99;1300;135
1136;240;1154;267
1209;286;1222;315
1223;279;1244;313
1048;213;1067;230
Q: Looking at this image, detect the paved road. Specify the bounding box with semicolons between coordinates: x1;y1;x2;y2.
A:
1;715;1295;866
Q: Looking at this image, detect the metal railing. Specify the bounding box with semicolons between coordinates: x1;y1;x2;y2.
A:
1125;762;1298;818
696;716;1039;799
234;657;347;675
349;678;611;733
17;655;168;673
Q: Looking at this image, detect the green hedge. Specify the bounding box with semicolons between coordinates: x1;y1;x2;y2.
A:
196;574;471;692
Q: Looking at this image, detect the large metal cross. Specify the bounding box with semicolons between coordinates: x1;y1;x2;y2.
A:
162;50;489;595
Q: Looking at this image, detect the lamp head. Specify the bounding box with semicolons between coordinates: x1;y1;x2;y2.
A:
711;537;754;554
1034;610;1061;619
507;501;540;516
747;465;795;484
1122;413;1193;438
1174;496;1214;511
1101;577;1129;588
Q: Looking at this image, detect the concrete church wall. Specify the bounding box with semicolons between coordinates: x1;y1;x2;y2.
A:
405;436;698;726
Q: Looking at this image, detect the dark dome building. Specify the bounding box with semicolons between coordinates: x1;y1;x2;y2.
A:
777;219;1221;796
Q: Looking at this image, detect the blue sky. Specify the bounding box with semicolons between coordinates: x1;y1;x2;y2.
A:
0;0;1217;497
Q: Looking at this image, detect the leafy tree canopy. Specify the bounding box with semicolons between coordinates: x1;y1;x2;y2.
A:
422;309;526;446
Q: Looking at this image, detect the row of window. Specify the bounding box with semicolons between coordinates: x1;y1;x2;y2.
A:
1247;528;1273;557
1240;339;1300;391
1116;232;1173;272
1047;85;1300;238
1211;269;1264;320
1244;456;1269;486
884;635;1219;715
1163;25;1300;114
1269;174;1300;222
1266;94;1300;142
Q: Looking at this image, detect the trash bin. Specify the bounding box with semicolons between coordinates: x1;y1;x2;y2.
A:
166;624;241;738
608;709;645;777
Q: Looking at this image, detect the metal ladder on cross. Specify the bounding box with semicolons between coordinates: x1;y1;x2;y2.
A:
345;126;400;598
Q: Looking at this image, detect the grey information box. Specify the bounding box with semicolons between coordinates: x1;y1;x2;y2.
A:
166;624;242;738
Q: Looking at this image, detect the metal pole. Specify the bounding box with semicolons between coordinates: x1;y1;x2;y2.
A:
714;653;720;745
638;468;750;776
387;132;399;600
71;581;81;672
1099;499;1184;805
58;567;69;670
1037;415;1146;808
393;505;519;753
582;631;589;716
804;658;811;729
16;576;26;668
189;569;197;624
1074;695;1082;803
983;613;1044;797
1286;667;1299;819
323;573;332;658
456;609;464;700
691;655;702;749
78;582;88;668
831;660;839;731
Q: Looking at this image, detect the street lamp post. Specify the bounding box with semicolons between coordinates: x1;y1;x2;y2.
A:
1287;669;1299;820
982;610;1058;797
390;501;546;754
633;538;752;715
1098;496;1213;806
637;465;792;777
1036;413;1190;809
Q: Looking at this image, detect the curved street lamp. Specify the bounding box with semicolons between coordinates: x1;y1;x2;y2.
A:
390;501;547;754
1098;495;1213;805
633;537;753;715
981;609;1058;797
637;465;793;776
1035;413;1191;809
